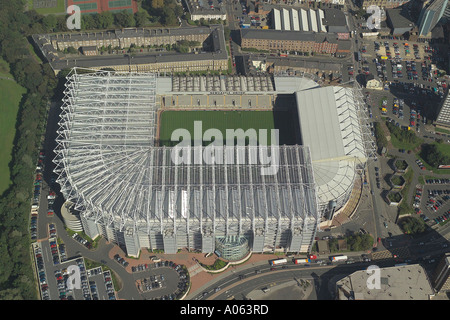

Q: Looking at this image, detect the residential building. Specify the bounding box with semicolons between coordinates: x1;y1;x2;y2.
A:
32;25;229;74
184;0;227;21
359;0;411;9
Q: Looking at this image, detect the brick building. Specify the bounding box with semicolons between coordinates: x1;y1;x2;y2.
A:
240;28;339;54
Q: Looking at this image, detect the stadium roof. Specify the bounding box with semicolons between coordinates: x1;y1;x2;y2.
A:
295;86;366;162
293;83;371;209
54;69;320;234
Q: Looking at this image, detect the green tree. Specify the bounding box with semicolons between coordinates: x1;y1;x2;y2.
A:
96;11;114;29
82;14;97;30
41;14;57;31
161;6;177;25
151;0;164;8
114;10;135;27
134;10;149;27
399;216;427;235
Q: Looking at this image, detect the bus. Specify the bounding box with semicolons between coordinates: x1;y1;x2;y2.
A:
330;255;348;262
293;258;310;264
269;258;287;266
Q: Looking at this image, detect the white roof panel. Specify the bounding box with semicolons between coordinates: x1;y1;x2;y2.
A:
291;9;300;31
273;9;281;30
282;8;291;31
300;9;309;31
317;9;326;32
309;9;318;32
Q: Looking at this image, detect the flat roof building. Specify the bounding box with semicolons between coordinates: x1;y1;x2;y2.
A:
386;8;415;35
336;264;435;300
184;0;227;21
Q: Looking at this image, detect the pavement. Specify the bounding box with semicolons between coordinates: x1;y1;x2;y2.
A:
106;245;281;298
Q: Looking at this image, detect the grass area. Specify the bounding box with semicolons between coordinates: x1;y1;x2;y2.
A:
418;176;425;185
200;259;228;271
33;0;66;15
398;169;414;215
64;227;101;249
394;159;408;171
158;110;298;147
391;175;404;186
416;143;450;175
0;75;26;195
434;141;450;158
388;192;402;203
389;132;423;151
385;120;423;151
435;127;450;135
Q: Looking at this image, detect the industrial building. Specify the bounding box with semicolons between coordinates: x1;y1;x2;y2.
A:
271;8;331;33
54;69;373;258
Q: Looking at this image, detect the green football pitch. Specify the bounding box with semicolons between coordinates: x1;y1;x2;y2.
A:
158;110;299;147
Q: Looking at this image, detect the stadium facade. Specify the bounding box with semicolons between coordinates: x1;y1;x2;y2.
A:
54;68;373;257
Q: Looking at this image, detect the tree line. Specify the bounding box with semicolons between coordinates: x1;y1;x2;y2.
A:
24;0;185;35
0;0;59;299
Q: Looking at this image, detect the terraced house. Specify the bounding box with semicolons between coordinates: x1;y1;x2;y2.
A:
32;25;228;74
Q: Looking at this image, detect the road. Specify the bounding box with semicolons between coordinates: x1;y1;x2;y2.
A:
190;256;432;300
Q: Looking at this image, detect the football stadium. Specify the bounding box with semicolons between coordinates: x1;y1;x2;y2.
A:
54;68;374;258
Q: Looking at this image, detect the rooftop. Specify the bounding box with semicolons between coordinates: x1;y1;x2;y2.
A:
32;25;228;72
386;8;415;28
336;264;435;300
